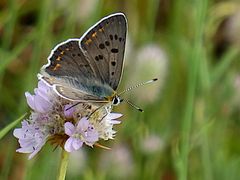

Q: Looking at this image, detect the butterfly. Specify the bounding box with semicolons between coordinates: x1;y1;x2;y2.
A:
39;13;127;107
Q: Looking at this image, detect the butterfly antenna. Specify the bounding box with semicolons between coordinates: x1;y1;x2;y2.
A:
122;99;144;112
118;78;158;96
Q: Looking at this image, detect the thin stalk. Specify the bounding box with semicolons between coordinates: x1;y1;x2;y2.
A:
57;149;69;180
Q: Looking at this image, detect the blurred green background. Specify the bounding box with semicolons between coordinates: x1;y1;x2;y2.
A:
1;0;240;179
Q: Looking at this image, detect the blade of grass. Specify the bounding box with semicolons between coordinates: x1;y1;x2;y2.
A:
146;0;160;41
1;0;19;49
178;1;208;180
211;47;239;83
0;140;17;180
0;113;27;140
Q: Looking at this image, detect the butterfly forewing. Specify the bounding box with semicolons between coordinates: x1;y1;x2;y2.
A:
80;13;127;90
43;40;97;81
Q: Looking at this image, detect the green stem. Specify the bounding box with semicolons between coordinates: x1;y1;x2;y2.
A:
57;149;69;180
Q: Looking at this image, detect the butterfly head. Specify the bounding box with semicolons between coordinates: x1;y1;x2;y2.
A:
112;95;121;106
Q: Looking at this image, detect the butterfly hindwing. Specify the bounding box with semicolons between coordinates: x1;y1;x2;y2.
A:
39;74;115;102
54;85;107;102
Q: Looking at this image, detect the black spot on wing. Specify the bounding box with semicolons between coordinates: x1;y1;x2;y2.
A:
98;55;103;60
99;43;105;49
109;34;113;40
111;48;119;53
105;41;110;46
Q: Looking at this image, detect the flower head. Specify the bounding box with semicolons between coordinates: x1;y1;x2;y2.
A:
14;79;123;159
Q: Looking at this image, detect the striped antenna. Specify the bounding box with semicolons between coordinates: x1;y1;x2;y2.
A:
123;99;144;112
118;78;158;96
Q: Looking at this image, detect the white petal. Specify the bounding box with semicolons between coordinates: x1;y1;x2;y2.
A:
108;113;123;119
111;120;121;124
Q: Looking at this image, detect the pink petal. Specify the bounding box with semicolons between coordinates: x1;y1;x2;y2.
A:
64;138;74;152
35;86;51;104
25;92;36;110
64;122;75;136
38;80;49;90
21;120;29;127
72;138;83;150
85;131;98;143
13;129;24;138
19;139;35;147
34;95;51;113
77;117;89;131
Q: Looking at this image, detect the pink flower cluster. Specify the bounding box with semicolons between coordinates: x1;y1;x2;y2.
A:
13;80;122;159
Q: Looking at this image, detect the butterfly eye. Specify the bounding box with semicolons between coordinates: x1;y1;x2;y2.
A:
112;96;121;106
